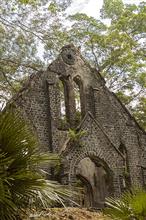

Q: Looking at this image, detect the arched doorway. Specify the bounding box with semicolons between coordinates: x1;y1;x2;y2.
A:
76;174;94;207
75;157;113;208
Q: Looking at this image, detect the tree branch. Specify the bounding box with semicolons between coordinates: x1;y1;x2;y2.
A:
0;16;58;44
1;71;17;93
0;59;40;71
89;38;101;71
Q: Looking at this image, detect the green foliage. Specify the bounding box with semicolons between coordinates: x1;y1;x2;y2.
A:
132;97;146;130
74;111;82;127
100;0;124;20
68;129;86;142
69;0;146;130
18;0;37;5
0;0;146;130
0;110;72;220
58;117;69;130
0;0;71;105
48;2;59;14
104;187;146;220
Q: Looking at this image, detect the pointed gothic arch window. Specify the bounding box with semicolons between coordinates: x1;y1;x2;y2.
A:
119;143;131;190
73;76;86;125
59;80;66;119
89;86;96;116
141;167;146;188
58;80;68;130
119;143;127;157
73;81;81;125
58;76;86;128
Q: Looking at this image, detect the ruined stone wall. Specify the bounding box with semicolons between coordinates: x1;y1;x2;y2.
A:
62;113;124;197
9;71;52;152
8;44;146;202
47;44;146;188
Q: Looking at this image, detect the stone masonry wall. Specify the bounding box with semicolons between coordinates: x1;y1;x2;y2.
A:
8;44;146;204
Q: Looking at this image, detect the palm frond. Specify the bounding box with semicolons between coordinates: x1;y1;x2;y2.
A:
104;187;146;220
0;110;73;219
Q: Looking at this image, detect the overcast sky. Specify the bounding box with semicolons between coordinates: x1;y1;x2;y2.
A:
66;0;143;18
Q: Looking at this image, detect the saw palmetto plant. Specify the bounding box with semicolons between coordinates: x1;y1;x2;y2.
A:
0;110;72;220
104;187;146;220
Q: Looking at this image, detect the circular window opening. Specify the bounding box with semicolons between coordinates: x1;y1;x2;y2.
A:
67;54;72;60
61;49;76;65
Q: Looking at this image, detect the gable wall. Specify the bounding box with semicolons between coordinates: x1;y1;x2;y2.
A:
8;44;146;192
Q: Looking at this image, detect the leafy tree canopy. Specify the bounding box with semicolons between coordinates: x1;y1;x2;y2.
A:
0;0;146;129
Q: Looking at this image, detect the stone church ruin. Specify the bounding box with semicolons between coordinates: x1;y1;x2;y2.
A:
8;44;146;208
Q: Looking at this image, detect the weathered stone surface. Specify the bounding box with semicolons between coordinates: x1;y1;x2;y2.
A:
8;44;146;207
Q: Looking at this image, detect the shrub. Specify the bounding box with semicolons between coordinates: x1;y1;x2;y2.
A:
0;110;72;220
104;187;146;220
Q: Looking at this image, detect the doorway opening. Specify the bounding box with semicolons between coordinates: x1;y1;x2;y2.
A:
75;157;113;208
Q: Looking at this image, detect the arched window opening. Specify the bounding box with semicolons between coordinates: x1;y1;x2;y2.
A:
119;175;126;193
74;84;81;113
73;81;81;125
59;80;66;118
119;143;131;189
141;167;146;188
89;86;96;116
119;143;127;157
58;80;68;130
73;76;86;126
